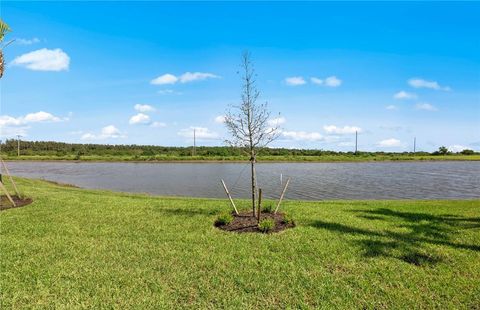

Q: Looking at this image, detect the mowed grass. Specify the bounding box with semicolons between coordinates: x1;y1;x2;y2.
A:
1;178;479;309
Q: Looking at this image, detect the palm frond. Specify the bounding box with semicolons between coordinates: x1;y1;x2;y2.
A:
0;19;12;42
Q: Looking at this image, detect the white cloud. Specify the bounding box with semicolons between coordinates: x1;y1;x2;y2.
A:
11;48;70;71
323;125;361;135
415;103;438;111
151;72;219;85
151;74;178;85
324;76;342;87
448;145;469;153
378;138;402;147
150;121;167;128
16;37;40;45
386;105;398;110
214;115;226;124
311;76;342;87
282;130;324;141
178;127;219;140
81;125;125;140
285;76;306;86
129;113;151;125
408;78;451;91
393;91;417;100
267;116;286;127
0;111;63;127
179;72;220;83
134;104;155;113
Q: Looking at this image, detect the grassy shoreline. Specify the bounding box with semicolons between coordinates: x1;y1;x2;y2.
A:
3;154;480;163
1;177;479;308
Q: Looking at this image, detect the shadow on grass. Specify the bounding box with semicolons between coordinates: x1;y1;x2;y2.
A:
153;207;218;216
311;208;480;266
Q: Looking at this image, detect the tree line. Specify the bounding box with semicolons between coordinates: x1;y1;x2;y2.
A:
0;139;476;157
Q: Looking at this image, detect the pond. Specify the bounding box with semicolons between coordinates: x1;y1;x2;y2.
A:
5;161;480;200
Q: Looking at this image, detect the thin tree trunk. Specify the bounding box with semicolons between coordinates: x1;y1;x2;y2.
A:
250;151;256;217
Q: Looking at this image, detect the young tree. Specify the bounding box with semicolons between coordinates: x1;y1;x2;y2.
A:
224;51;280;216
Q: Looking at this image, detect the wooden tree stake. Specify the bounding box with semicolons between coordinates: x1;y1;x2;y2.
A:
257;188;262;221
221;179;239;215
0;181;15;207
274;178;290;214
0;157;20;197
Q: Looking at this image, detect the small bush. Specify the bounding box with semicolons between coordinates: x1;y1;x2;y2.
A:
258;218;275;233
215;213;233;226
282;213;295;225
262;204;274;213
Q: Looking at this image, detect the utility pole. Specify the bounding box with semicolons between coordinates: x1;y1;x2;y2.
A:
17;135;21;157
355;131;358;154
193;128;196;156
413;137;416;154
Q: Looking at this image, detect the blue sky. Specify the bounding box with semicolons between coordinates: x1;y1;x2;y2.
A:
1;1;479;152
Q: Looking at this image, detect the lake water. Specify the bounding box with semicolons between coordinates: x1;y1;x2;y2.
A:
5;161;480;200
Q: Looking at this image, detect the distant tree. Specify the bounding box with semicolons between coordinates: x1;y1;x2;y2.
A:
460;149;474;155
224;51;280;216
438;146;449;155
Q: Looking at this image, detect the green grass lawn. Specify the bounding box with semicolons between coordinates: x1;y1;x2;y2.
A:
1;178;479;309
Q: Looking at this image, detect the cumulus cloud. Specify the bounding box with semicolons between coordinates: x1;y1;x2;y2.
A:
81;125;125;140
267;116;286;127
323;125;361;135
408;78;451;91
214;115;226;124
0;111;63;127
378;138;402;147
324;76;342;87
310;76;342;87
178;127;219;140
16;37;40;45
179;72;219;83
285;76;306;86
282;130;324;141
415;102;438;111
151;72;219;85
393;91;417;100
386;105;398;110
150;74;178;85
11;48;70;71
134;104;155;113
129;113;151;125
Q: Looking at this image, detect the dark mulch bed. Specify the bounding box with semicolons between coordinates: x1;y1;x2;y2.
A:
0;195;33;211
216;211;295;233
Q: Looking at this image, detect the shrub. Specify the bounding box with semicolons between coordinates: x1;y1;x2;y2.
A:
282;213;295;225
258;218;275;233
215;213;233;226
460;149;474;155
262;203;274;213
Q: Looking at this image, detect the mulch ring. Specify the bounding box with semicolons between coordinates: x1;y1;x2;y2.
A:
0;195;33;211
216;211;295;234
